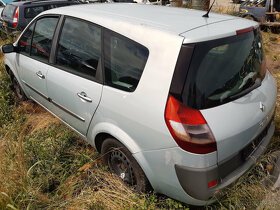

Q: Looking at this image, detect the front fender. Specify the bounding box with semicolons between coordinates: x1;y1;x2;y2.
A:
5;53;29;98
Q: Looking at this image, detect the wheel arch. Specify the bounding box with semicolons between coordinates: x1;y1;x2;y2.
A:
88;122;142;154
241;14;259;21
94;132;115;153
4;64;13;77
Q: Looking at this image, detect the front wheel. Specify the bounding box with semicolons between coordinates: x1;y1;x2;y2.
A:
12;76;27;101
101;138;151;192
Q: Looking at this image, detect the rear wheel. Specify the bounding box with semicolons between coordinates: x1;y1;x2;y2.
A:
244;15;255;21
101;138;151;192
12;76;27;101
232;0;241;4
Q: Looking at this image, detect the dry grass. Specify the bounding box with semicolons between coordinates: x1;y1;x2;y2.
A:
0;95;162;209
212;5;238;15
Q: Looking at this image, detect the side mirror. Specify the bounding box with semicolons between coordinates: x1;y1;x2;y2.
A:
1;44;16;53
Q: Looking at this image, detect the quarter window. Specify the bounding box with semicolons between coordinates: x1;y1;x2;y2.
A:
104;30;149;92
30;17;58;63
56;18;101;80
18;22;35;55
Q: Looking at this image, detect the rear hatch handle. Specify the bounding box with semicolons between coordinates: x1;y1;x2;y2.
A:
229;78;262;101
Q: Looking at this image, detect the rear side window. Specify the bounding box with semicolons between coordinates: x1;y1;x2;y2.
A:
30;17;58;62
104;30;149;92
46;4;58;9
53;3;68;8
2;4;15;19
56;18;101;80
24;6;44;18
181;30;264;109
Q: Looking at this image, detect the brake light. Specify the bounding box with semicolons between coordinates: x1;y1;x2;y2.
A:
12;7;19;28
165;95;217;154
236;27;254;35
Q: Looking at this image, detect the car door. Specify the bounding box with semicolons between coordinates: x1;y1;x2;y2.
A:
47;17;103;136
16;16;59;108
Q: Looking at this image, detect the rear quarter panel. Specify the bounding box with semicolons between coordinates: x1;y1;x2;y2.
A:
87;29;185;153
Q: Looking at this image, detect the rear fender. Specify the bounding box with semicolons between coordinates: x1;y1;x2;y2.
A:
239;6;266;19
87;122;141;154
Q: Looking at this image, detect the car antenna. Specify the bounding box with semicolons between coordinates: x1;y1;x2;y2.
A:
202;0;216;18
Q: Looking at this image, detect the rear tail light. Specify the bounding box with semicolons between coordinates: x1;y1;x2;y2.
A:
12;7;19;28
165;95;217;154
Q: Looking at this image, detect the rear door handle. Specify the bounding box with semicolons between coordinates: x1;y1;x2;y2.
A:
36;71;45;79
77;92;92;103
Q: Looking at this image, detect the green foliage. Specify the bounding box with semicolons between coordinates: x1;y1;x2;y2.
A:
0;68;14;127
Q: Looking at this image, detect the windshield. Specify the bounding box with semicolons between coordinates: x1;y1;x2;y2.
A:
182;29;265;110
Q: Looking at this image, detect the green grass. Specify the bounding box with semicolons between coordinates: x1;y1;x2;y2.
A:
0;32;280;209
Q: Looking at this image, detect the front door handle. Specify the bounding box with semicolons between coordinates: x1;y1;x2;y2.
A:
77;92;92;103
36;71;45;79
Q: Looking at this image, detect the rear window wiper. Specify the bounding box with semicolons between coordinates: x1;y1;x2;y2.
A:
229;78;261;101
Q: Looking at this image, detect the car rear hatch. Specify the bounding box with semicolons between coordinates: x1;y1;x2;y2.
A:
168;20;277;164
1;4;17;29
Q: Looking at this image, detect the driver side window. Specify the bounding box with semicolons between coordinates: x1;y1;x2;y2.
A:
30;17;58;63
18;16;58;63
18;22;35;56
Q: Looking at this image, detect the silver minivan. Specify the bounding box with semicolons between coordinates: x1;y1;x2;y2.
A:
1;3;277;205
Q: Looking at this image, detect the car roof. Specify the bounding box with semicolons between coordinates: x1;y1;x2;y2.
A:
42;3;237;36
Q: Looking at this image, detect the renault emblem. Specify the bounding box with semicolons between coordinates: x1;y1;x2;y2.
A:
259;102;265;112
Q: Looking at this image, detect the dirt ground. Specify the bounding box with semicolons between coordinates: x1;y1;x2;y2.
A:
266;37;280;74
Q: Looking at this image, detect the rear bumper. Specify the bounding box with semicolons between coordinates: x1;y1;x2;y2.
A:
175;120;275;201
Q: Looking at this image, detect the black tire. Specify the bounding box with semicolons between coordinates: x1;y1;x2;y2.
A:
101;138;151;192
12;76;27;101
232;0;241;4
244;15;255;21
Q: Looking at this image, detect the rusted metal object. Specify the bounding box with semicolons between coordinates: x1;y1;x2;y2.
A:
239;0;280;27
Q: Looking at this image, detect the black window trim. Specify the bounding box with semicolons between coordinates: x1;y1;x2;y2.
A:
17;14;61;66
51;15;104;84
16;14;150;90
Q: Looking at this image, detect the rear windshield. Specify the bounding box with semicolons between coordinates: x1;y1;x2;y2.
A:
182;29;264;110
2;4;16;19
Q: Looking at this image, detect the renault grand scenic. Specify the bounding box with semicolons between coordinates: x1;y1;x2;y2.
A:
1;4;277;205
